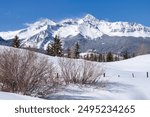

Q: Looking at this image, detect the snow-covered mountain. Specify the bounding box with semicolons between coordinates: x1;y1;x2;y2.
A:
0;14;150;53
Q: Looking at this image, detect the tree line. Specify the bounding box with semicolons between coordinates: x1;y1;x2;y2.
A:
11;35;136;62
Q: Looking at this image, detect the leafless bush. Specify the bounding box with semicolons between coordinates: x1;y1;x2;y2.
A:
59;58;104;85
0;49;57;98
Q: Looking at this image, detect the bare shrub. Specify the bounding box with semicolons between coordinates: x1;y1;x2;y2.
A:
80;61;104;84
58;58;80;85
0;49;57;98
59;58;104;85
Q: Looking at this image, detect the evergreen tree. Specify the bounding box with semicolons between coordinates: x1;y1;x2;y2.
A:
74;42;80;59
12;35;20;48
46;43;54;56
98;54;103;62
47;35;63;56
53;35;63;56
106;52;114;62
123;51;129;59
68;42;80;59
93;54;97;61
67;48;71;58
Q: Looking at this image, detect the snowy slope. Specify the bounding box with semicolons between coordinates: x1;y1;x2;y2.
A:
0;92;41;100
0;45;150;100
0;19;56;40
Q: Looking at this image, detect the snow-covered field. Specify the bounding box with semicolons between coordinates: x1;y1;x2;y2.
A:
0;46;150;100
48;55;150;100
0;92;41;100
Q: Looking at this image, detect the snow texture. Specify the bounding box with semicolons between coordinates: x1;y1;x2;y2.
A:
0;92;41;100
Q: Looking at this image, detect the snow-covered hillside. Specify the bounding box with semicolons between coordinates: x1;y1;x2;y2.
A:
0;45;150;100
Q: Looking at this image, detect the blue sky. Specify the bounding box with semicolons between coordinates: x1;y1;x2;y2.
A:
0;0;150;31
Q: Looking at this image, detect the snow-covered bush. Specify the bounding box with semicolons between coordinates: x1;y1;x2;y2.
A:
0;49;57;98
59;58;104;85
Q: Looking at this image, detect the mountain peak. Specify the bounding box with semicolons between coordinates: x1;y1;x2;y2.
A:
26;18;56;28
39;18;56;25
83;14;96;21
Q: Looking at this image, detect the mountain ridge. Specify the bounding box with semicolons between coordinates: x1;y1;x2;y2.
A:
0;14;150;40
0;14;150;54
